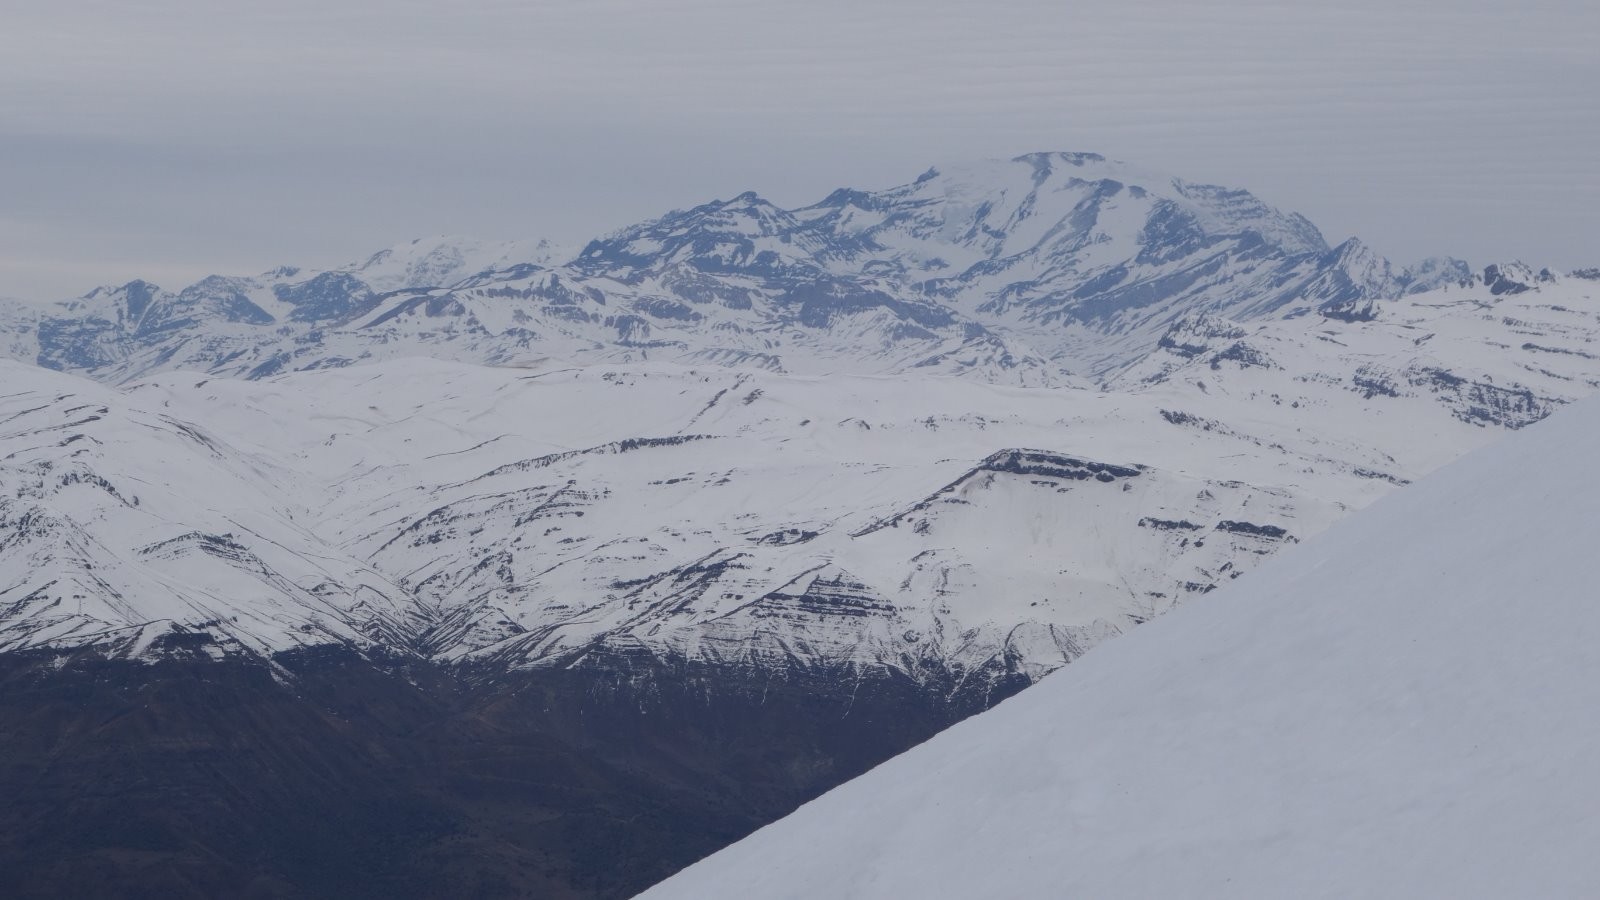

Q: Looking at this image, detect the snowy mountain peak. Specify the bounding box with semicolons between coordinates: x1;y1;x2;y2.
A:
1013;149;1109;167
1482;260;1540;294
1325;237;1395;290
348;234;571;292
880;151;1329;262
0;152;1573;386
1400;255;1473;293
71;279;167;321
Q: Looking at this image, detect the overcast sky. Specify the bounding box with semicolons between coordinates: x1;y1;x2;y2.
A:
2;0;1596;298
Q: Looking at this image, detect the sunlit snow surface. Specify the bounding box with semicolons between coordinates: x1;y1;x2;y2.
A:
641;386;1600;899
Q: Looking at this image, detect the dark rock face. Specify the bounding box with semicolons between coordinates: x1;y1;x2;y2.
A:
1409;366;1552;429
852;449;1143;538
1209;341;1275;370
0;647;1018;899
1320;295;1380;323
1482;263;1535;296
1138;517;1203;532
980;449;1143;482
1215;519;1293;541
276;272;377;323
35;316;129;370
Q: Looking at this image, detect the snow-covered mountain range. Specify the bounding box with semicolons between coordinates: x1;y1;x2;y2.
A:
2;151;1597;898
641;374;1600;900
0;152;1496;388
2;176;1596;688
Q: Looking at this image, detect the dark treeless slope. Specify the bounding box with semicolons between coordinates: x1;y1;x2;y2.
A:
0;645;1018;899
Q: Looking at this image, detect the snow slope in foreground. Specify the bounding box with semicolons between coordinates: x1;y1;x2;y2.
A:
641;393;1600;899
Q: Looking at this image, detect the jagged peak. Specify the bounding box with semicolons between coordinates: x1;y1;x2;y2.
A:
1280;236;1403;314
69;279;169;322
698;191;797;226
652;190;787;226
1323;237;1395;286
809;187;891;212
1482;261;1540;295
589;192;804;261
181;273;253;292
1327;235;1372;258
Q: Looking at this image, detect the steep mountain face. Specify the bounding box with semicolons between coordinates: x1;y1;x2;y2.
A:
641;390;1600;900
1;153;1597;898
1;152;1487;387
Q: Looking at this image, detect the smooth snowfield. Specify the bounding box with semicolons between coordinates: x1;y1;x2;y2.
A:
641;394;1600;899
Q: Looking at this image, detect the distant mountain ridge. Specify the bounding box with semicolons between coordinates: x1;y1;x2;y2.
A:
0;151;1532;386
2;152;1598;899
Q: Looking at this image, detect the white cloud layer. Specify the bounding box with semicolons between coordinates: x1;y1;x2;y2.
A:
2;0;1596;297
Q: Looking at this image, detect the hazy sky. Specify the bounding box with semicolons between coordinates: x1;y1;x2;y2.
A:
3;0;1597;298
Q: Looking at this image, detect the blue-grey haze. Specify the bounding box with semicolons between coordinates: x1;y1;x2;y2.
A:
2;0;1596;299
